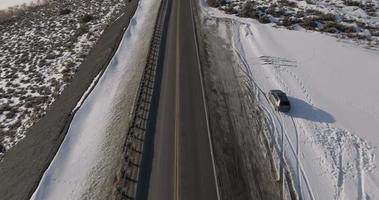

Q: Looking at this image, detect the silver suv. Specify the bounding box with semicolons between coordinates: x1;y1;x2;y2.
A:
268;90;291;112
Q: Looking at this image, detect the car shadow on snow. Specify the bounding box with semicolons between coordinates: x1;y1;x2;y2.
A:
287;96;335;123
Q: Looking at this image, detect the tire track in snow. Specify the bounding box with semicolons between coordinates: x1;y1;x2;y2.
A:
234;47;316;200
279;113;316;200
220;16;377;200
357;145;365;200
257;57;313;199
280;66;313;106
236;48;314;199
262;55;371;199
252;43;375;199
267;54;375;199
312;123;375;200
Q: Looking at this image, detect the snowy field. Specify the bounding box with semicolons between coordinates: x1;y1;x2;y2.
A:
0;0;128;157
200;1;379;199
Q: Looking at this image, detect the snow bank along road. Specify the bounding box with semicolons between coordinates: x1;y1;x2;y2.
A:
29;0;161;198
201;5;379;200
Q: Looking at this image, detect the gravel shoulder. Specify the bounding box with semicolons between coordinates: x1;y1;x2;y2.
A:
195;9;283;200
0;0;139;199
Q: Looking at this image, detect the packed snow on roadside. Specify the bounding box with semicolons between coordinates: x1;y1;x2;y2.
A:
30;0;160;198
200;2;379;200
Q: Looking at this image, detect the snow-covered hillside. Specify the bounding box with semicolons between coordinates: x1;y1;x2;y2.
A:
200;1;379;199
0;0;127;157
211;0;379;48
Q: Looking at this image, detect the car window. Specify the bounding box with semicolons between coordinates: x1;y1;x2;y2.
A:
274;95;280;101
280;101;290;106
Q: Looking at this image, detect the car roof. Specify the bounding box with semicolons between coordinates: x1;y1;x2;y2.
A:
269;90;286;95
269;90;289;101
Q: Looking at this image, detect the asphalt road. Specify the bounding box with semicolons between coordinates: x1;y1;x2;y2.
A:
145;0;219;199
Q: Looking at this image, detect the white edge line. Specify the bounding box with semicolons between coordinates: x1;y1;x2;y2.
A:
175;0;181;198
189;0;221;199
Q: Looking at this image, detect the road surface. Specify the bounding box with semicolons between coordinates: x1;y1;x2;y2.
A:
143;0;219;199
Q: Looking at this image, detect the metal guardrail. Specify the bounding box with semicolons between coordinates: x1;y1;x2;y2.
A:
113;0;167;199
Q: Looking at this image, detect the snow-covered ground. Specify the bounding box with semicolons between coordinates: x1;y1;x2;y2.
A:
30;0;159;198
0;0;127;157
236;22;379;200
200;1;379;200
0;0;40;10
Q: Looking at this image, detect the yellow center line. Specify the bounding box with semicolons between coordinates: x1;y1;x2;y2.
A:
174;0;181;199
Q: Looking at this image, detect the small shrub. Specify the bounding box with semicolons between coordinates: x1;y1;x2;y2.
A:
360;2;377;17
305;9;323;16
320;13;336;22
219;0;229;6
6;111;16;119
7;88;15;94
59;9;71;15
300;17;319;30
239;1;259;18
296;10;305;18
25;102;33;108
8;120;21;130
0;104;11;112
321;21;354;33
259;15;271;24
278;0;297;8
81;14;93;23
343;0;362;7
267;5;285;18
322;26;338;33
45;53;56;59
342;17;355;23
207;0;221;7
371;30;379;37
0;144;5;153
282;16;301;27
76;25;89;36
223;4;238;15
33;96;48;105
